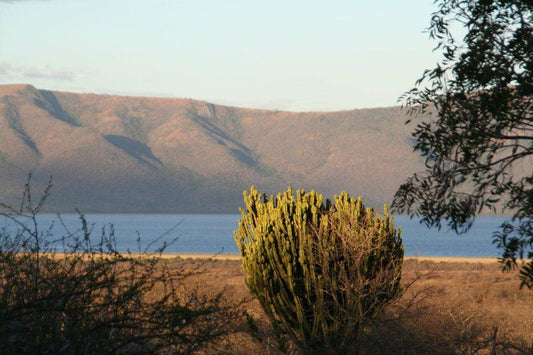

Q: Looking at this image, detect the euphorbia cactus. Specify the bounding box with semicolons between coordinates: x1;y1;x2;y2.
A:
234;187;403;353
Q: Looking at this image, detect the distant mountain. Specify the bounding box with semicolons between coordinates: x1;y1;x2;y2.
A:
0;84;424;213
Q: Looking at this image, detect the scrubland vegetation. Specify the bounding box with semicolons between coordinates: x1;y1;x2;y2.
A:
0;0;530;352
0;183;246;354
1;183;531;353
175;257;533;354
4;245;531;353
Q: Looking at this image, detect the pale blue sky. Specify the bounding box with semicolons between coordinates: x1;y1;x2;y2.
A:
0;0;441;111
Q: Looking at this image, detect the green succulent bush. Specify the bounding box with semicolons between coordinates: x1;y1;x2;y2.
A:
234;187;404;353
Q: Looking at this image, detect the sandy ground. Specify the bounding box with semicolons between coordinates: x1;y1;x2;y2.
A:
162;253;242;260
163;253;500;264
45;252;500;264
405;256;499;263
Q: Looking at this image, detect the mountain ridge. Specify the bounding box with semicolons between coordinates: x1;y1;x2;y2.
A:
0;84;424;213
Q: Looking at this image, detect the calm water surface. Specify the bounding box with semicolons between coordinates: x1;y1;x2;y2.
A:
0;214;507;257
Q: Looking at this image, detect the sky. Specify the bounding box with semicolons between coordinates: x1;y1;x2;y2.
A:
0;0;442;111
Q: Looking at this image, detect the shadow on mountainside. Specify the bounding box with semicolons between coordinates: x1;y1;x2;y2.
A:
104;134;163;167
187;103;263;170
35;90;81;127
2;97;40;156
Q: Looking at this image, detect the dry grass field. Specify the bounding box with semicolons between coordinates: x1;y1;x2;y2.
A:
167;256;533;354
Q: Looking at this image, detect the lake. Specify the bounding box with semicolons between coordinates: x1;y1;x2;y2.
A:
0;214;508;257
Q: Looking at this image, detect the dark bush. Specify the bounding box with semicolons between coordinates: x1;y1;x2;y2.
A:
0;178;242;354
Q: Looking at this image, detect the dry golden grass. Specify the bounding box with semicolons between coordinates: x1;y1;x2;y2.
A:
165;256;533;354
364;259;533;354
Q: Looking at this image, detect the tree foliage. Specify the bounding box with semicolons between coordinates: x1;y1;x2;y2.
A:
392;0;533;287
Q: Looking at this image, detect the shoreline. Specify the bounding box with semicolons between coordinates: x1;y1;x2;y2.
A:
42;252;501;264
163;254;500;264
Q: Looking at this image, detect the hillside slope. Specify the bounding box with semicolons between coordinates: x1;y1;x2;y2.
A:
0;84;423;212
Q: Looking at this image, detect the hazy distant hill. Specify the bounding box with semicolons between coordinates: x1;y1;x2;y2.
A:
0;84;424;213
